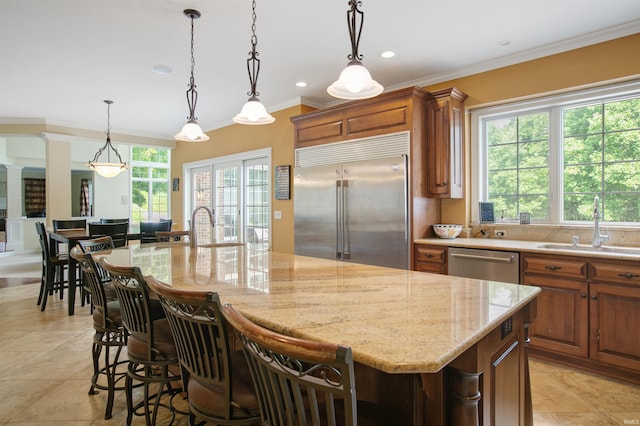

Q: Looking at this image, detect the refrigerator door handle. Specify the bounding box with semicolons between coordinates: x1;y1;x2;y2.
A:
342;179;350;259
336;180;343;260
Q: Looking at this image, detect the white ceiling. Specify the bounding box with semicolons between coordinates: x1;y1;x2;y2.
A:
1;0;639;141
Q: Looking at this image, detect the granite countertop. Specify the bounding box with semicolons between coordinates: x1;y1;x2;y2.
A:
415;238;640;260
96;244;540;374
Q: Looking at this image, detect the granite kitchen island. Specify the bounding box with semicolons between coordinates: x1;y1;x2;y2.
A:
96;243;540;425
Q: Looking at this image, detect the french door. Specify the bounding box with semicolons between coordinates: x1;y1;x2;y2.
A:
188;153;269;247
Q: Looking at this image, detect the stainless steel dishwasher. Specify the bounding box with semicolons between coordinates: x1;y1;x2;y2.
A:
448;247;520;283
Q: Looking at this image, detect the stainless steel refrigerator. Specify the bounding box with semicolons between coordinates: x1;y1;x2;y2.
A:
294;155;409;269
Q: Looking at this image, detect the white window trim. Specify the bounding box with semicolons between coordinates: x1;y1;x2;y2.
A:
471;79;640;225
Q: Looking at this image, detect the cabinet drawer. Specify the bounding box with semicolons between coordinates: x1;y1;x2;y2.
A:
414;246;447;263
522;255;587;279
590;262;640;286
415;260;447;275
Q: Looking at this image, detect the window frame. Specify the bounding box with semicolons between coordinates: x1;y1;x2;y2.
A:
129;146;171;225
471;79;640;225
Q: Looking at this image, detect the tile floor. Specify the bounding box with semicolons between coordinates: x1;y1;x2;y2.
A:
0;277;639;425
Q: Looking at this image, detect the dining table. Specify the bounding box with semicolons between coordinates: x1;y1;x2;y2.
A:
94;242;540;425
48;228;93;315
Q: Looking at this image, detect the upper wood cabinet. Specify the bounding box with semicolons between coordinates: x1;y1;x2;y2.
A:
427;88;468;199
291;86;430;148
290;85;468;199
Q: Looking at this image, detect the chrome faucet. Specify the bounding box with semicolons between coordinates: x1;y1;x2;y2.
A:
591;195;609;247
190;206;215;248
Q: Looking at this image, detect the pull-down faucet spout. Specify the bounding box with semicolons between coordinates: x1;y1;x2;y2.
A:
592;195;609;248
190;206;215;248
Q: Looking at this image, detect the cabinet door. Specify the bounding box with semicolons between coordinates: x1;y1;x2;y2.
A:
589;282;640;371
490;336;523;426
524;274;589;357
414;244;447;274
427;88;466;199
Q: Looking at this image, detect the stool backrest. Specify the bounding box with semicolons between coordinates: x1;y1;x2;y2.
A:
222;303;358;426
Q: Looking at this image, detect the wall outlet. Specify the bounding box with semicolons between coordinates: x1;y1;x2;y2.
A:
494;230;506;238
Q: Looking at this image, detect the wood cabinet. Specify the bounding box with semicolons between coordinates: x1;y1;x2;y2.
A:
588;261;640;372
427;88;467;199
522;253;640;383
414;243;447;274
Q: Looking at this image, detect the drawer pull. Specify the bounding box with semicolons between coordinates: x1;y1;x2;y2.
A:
618;273;640;279
424;254;433;258
545;265;561;271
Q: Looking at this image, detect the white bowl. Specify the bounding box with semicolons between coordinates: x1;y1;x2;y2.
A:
433;224;463;239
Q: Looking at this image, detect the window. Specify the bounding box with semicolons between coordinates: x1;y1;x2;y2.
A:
473;80;640;225
130;147;170;225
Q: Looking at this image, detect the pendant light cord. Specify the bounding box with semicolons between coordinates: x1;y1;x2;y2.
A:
246;0;261;98
347;0;364;64
184;10;201;121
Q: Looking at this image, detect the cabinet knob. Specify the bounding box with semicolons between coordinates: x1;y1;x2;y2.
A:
591;294;598;300
580;293;587;299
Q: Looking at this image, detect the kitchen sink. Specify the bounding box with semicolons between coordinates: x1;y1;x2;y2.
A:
537;243;640;255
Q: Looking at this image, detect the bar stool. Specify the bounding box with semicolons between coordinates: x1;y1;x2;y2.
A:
99;258;182;425
70;246;126;420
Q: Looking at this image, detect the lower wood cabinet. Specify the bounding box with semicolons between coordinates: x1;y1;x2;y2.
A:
414;244;447;274
522;253;640;383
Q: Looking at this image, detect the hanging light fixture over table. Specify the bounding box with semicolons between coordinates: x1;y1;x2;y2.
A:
88;100;128;178
175;9;209;142
233;0;275;125
327;0;383;100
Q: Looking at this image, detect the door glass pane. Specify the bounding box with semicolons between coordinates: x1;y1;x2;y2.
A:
215;166;239;243
245;161;269;248
192;167;213;245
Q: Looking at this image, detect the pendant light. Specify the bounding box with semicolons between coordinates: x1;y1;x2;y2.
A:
327;0;383;100
233;0;275;125
175;9;209;142
88;100;128;178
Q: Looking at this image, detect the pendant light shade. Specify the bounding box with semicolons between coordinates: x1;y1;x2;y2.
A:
88;100;128;178
233;0;275;125
327;0;383;100
175;9;209;142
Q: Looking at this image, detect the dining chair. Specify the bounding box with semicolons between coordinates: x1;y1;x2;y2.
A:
222;303;407;426
70;246;127;420
139;220;172;244
51;218;88;255
35;221;68;311
88;222;129;248
99;258;182;426
145;279;261;426
100;218;130;225
52;219;87;231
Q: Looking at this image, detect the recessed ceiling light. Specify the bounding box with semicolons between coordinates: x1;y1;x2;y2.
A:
380;50;395;59
498;40;511;47
296;81;308;87
151;65;173;75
